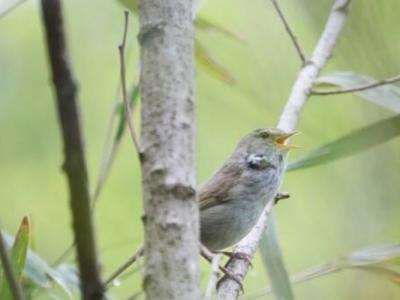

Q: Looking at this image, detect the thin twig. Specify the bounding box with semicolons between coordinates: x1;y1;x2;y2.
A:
105;246;144;288
216;1;352;299
0;0;27;19
40;1;104;299
119;11;141;154
0;230;26;300
312;74;400;95
203;254;222;300
270;0;307;64
52;12;141;268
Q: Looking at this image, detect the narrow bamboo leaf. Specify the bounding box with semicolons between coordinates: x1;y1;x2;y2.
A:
196;40;236;84
2;232;78;298
354;266;400;285
10;216;30;277
259;215;295;300
287;114;400;171
315;72;400;112
248;243;400;299
347;244;400;267
0;216;30;300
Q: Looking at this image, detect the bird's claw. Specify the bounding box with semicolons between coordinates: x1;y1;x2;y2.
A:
216;266;244;293
220;251;253;269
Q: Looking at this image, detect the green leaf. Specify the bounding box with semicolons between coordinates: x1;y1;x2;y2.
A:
315;72;400;112
10;216;30;278
248;243;400;299
353;266;400;285
287;114;400;171
347;244;400;267
0;216;30;300
289;244;400;286
2;232;78;298
259;215;295;300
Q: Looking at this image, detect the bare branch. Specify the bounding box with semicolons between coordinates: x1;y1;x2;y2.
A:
312;74;400;95
39;1;104;299
119;11;142;154
216;1;352;298
270;0;307;64
0;230;26;300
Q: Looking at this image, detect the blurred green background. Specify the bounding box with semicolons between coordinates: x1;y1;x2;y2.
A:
0;0;399;299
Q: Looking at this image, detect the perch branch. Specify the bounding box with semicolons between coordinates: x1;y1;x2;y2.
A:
312;74;400;95
40;1;104;299
216;1;352;299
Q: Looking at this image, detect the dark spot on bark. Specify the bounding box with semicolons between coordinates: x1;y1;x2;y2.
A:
166;183;195;199
141;214;148;224
138;22;166;45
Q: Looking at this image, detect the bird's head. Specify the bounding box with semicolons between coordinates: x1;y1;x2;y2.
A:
236;127;299;163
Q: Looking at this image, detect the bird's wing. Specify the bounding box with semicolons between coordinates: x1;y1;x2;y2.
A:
199;160;243;210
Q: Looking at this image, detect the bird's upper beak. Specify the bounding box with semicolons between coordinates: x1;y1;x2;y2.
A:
275;131;300;150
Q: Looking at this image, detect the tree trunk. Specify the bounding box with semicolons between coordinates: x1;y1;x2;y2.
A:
138;1;200;299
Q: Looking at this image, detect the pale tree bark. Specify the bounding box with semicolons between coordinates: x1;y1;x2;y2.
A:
216;0;352;299
138;1;200;300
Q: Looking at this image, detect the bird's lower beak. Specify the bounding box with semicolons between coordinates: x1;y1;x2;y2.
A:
275;131;300;150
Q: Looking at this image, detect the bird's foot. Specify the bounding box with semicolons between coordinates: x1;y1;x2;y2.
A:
200;245;244;292
218;251;253;269
216;266;244;293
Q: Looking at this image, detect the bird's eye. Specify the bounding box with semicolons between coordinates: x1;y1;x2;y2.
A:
259;132;270;139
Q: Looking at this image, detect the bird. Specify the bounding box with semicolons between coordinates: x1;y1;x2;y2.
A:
199;128;297;251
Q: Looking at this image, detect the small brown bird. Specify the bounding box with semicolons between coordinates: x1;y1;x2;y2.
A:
199;128;296;251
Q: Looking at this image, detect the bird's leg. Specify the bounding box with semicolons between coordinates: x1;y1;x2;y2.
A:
200;245;244;292
216;251;253;269
274;192;290;204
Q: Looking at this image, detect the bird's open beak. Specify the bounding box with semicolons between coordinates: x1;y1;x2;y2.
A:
275;131;300;150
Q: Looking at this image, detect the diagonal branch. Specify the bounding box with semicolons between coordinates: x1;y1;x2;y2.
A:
40;1;104;299
216;1;352;299
270;0;307;64
311;74;400;95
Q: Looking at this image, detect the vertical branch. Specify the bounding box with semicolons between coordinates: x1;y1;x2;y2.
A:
139;0;200;299
39;1;104;299
0;230;25;300
216;0;352;299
